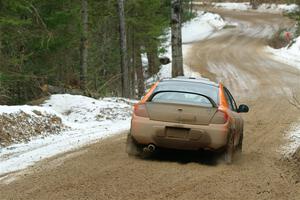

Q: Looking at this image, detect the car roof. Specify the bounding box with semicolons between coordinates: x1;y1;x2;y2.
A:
160;76;219;87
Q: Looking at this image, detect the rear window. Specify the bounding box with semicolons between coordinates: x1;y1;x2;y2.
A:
153;81;219;105
151;92;213;107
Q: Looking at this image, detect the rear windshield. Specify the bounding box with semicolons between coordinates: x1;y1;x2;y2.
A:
152;81;219;105
151;91;213;107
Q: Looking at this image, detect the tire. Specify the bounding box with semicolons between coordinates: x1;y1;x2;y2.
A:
224;132;235;164
236;132;243;154
126;133;142;156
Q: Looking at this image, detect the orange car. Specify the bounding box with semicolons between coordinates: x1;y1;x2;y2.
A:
126;77;249;163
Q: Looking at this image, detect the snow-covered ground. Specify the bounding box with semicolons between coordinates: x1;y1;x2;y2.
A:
0;95;135;177
148;11;227;83
266;36;300;71
182;11;227;43
193;2;299;13
282;122;300;157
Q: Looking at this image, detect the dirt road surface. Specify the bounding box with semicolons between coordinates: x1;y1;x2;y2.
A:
1;10;300;200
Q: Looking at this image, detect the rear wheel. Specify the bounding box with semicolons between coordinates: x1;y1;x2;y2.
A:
224;132;235;164
126;133;142;156
237;132;243;154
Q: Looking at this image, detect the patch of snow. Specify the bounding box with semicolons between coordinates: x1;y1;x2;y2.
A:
141;53;148;67
281;122;300;157
182;12;226;43
0;105;58;116
203;2;299;13
0;94;135;177
214;2;250;11
211;2;298;13
43;94;133;128
266;36;300;70
257;3;299;13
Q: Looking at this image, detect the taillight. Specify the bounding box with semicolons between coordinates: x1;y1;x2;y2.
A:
211;110;229;124
133;103;149;118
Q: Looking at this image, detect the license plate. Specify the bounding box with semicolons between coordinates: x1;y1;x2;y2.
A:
166;127;189;139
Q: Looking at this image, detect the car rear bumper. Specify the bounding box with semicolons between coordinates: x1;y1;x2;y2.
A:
130;114;230;151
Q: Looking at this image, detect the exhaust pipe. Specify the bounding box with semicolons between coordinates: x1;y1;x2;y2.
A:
148;144;156;152
143;144;156;153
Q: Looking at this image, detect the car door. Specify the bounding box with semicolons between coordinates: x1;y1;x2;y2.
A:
223;87;243;147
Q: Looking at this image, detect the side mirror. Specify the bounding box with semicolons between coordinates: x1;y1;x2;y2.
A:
238;104;249;113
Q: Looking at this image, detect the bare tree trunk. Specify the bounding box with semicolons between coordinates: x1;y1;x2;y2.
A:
146;46;160;76
171;0;184;77
190;0;193;13
135;46;145;98
0;25;2;68
80;0;88;92
250;0;259;9
118;0;130;98
147;52;155;75
0;25;3;100
129;25;135;98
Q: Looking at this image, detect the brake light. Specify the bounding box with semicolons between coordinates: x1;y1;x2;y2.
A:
133;103;149;118
211;109;229;124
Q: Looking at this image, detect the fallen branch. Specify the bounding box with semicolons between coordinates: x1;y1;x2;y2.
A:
97;73;122;93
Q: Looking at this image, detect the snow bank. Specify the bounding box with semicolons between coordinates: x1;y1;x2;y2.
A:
43;94;133;128
0;94;134;177
0;105;57;116
182;12;226;43
148;11;226;83
210;2;298;13
266;36;300;70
